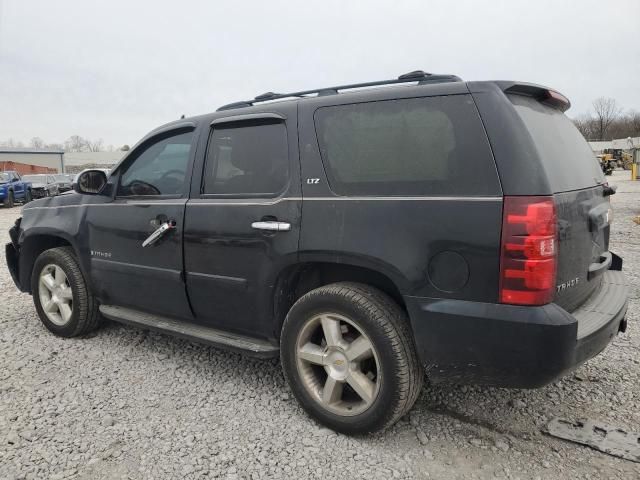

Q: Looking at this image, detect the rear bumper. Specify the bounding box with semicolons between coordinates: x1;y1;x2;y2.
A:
405;269;628;388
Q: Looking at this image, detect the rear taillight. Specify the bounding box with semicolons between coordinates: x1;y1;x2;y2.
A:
499;196;557;306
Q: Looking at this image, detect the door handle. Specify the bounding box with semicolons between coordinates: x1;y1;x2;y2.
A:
251;221;291;232
142;221;176;247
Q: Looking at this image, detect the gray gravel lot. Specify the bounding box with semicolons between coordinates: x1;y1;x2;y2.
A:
1;169;639;480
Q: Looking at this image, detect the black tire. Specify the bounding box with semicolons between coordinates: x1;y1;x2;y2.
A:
281;282;423;434
24;189;32;203
31;247;101;337
4;190;14;208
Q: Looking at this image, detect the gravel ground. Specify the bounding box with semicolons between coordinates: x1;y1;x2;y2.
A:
1;169;639;480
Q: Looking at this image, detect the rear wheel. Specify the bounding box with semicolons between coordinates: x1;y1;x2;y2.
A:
31;247;101;337
281;282;423;434
24;189;32;203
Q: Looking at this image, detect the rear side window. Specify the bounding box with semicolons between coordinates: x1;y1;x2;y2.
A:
314;95;500;196
203;120;288;196
508;94;604;192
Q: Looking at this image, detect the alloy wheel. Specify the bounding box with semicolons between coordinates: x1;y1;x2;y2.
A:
295;313;381;416
38;264;74;326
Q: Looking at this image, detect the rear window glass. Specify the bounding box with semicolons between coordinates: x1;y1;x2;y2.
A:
509;94;604;192
313;95;501;196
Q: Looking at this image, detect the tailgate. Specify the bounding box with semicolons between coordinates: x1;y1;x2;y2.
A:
554;186;611;311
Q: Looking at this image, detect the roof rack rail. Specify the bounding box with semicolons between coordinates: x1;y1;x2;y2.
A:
216;70;462;111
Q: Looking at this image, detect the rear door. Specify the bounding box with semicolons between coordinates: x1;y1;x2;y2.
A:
508;94;610;311
183;106;301;339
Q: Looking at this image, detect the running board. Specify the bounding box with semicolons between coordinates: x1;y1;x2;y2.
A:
99;305;279;358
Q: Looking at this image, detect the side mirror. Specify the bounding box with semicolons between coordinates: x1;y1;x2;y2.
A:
12;177;19;183
73;170;108;195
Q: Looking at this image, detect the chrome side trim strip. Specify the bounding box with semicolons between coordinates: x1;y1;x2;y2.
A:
91;257;182;276
187;196;501;205
24;196;502;211
23;202;186;211
304;196;502;202
188;197;301;206
186;271;248;287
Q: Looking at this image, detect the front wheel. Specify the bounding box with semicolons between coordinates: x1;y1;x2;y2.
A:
31;247;101;337
280;282;423;434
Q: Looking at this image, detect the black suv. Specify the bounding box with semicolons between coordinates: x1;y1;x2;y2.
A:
6;71;629;434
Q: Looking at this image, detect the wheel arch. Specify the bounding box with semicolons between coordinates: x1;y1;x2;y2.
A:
19;232;81;294
272;260;408;338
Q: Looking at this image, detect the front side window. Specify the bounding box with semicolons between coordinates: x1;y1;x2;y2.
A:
314;95;500;196
203;120;288;196
117;130;193;197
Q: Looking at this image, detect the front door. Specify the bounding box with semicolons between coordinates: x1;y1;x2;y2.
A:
183;107;301;339
86;127;197;319
12;173;24;197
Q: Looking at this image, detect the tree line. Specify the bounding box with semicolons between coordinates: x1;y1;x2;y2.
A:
572;97;640;142
0;135;130;152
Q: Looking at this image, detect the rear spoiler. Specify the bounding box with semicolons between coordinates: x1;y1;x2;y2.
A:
494;81;571;112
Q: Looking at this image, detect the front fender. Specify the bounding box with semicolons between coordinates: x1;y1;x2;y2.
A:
17;207;90;293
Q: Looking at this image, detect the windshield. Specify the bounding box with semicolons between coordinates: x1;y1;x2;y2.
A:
0;173;9;182
23;175;47;182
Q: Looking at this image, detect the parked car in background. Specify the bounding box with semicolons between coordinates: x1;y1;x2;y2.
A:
53;174;73;193
22;174;59;198
0;171;32;207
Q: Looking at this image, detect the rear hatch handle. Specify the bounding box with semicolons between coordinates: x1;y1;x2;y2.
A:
588;252;612;280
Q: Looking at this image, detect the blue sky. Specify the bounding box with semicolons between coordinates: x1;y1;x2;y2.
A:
1;0;639;147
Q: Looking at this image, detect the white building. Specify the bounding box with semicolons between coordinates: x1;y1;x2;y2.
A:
589;137;640;153
0;147;65;174
63;151;126;170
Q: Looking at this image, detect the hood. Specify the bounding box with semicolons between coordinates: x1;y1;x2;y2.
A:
23;189;86;210
31;183;46;188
